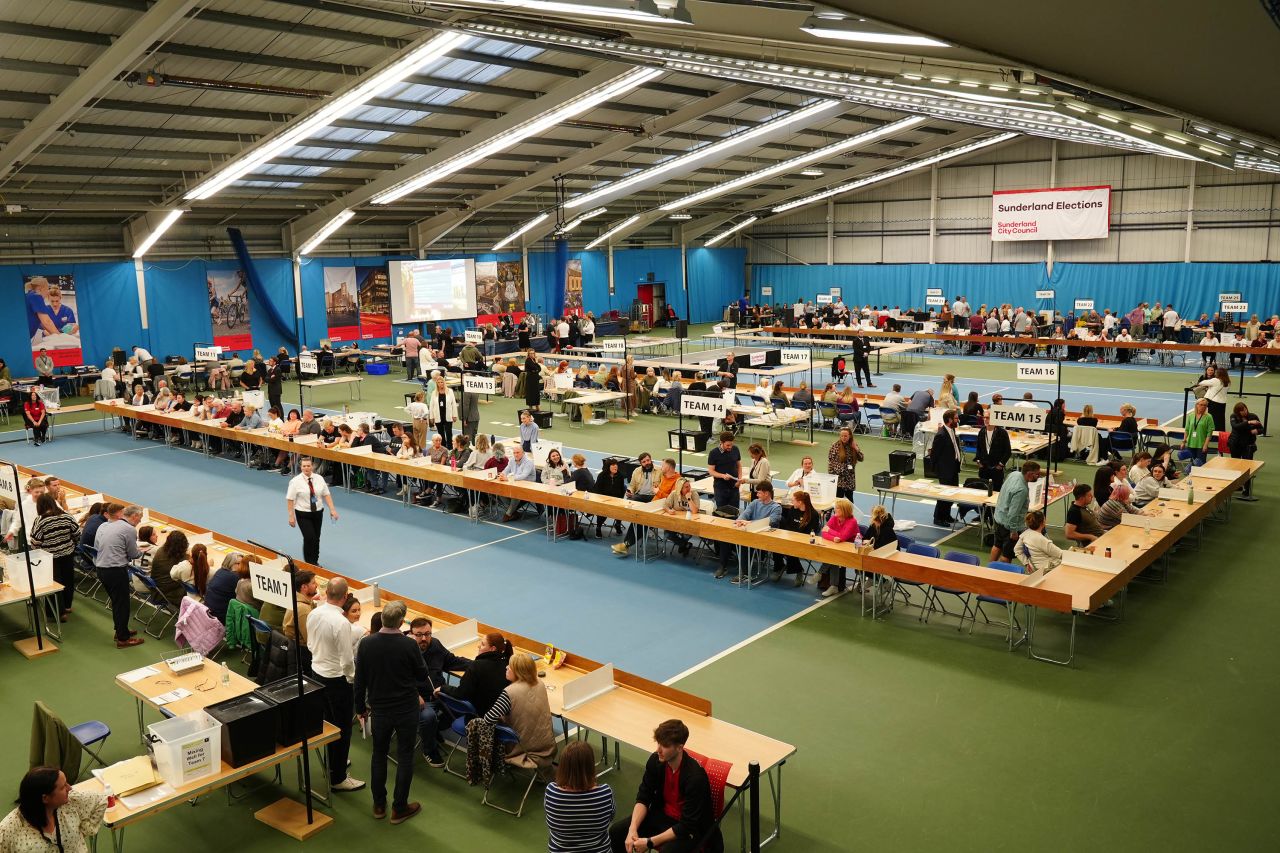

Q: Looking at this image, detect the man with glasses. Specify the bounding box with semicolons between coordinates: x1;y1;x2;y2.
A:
408;617;472;768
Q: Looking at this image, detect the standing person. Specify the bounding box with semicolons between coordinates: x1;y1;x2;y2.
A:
29;493;80;621
406;390;430;450
0;766;108;853
459;375;480;440
308;577;365;793
286;457;338;565
1193;366;1231;433
974;419;1011;490
706;431;742;511
354;600;428;824
545;741;615;853
264;356;284;417
1180;397;1215;472
1228;401;1262;501
850;330;874;388
827;426;862;501
929;409;963;527
524;350;543;411
609;719;721;853
428;373;458;447
990;461;1041;563
92;505;145;648
402;331;422;381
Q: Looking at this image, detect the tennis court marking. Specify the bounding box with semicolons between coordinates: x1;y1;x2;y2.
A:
36;445;167;465
363;529;541;582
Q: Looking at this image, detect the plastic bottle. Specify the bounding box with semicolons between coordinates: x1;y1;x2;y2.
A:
854;533;863;548
220;662;230;688
450;455;457;471
1187;479;1194;505
685;508;692;520
104;783;117;809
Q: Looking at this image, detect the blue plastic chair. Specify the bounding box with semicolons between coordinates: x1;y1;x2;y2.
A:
70;720;111;777
965;561;1026;648
437;694;480;778
924;551;979;627
1107;430;1136;458
481;724;542;817
893;542;938;619
128;567;177;639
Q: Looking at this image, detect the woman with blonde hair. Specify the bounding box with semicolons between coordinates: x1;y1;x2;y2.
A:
483;653;557;770
938;373;958;410
818;497;861;596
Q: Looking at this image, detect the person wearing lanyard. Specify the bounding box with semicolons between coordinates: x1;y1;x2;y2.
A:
287;457;338;565
306;577;365;792
929;408;963;527
1181;398;1215;473
0;766;107;853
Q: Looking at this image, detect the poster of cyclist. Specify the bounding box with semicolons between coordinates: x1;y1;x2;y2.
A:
23;273;83;367
475;260;526;324
357;264;391;339
208;267;254;351
323;266;361;342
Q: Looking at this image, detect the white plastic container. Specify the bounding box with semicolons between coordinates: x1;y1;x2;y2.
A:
146;710;222;787
3;550;54;593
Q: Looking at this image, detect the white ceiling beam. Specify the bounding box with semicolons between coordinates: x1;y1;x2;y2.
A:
409;82;757;249
285;61;638;251
0;0;200;183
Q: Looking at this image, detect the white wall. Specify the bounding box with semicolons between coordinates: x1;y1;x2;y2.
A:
748;137;1280;265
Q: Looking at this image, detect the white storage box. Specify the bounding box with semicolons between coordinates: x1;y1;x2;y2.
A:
146;710;222;787
4;549;54;593
804;473;837;505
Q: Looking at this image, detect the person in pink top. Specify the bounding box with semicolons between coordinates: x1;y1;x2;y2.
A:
818;497;861;597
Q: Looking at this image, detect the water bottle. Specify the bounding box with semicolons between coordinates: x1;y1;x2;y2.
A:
450;456;457;471
104;783;117;809
220;662;230;688
685;508;692;520
1144;515;1152;538
372;582;381;606
1186;479;1194;505
854;533;863;549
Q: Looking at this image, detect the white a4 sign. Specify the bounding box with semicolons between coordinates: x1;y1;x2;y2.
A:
1016;362;1059;381
680;393;727;419
988;404;1048;432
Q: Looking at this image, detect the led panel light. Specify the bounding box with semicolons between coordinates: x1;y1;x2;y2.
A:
705;215;757;246
800;16;949;47
567;98;844;210
131;210;184;258
374;66;662;206
493;212;550;250
668;212;692;219
660;116;926;212
555;207;608;234
425;0;690;24
773;133;1017;214
585;214;641;249
185;32;471;201
298;209;354;256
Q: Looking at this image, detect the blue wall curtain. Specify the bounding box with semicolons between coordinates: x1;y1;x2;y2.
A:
750;262;1280;320
0;262;140;373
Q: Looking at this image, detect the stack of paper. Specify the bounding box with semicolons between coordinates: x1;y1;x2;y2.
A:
100;756;161;796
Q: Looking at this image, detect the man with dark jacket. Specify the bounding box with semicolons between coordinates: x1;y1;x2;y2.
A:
610;719;722;853
974;421;1012;490
408;617;471;767
265;356;284;416
850;331;874;388
355;600;428;825
929;408;963;526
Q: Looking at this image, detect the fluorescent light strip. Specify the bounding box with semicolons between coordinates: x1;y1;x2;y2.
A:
661;116;926;212
584;214;641;250
705;216;757;247
132;210;184;258
424;0;689;24
298;209;354;256
773;133;1017;214
185;32;471;201
799;19;949;48
556;206;608;234
493;212;550;250
566;98;843;210
374;67;662;206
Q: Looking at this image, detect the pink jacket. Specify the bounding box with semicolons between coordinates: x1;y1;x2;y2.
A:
822;514;860;543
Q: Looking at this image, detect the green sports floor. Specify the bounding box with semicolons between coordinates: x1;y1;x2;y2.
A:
2;325;1278;852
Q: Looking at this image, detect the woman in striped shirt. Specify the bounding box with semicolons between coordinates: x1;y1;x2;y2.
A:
544;741;614;853
29;493;80;620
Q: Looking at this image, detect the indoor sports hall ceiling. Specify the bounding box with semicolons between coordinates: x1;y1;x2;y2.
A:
0;0;1277;260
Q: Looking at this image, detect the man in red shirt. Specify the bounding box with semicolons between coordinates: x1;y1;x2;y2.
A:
611;719;722;853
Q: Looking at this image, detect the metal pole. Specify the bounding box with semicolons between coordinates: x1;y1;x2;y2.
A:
248;539;314;824
6;464;43;652
748;761;761;853
808;339;814;444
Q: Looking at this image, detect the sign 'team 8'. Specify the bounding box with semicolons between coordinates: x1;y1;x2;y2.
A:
991;186;1110;241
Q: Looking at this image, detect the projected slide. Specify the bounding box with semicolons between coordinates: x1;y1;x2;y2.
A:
389;258;477;322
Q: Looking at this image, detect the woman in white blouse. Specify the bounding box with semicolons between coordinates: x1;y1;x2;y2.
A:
1015;510;1063;573
0;767;106;853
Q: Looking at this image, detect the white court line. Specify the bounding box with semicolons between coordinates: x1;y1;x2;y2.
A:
363;529;540;582
663;593;844;686
984;387;1009;399
31;445;167;465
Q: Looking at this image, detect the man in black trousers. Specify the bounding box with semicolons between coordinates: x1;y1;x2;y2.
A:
610;719;722;853
850;330;875;388
286;457;338;565
930;408;964;527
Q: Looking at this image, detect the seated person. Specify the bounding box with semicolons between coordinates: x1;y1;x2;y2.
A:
1064;484;1103;547
541;448;571;487
437;632;512;716
498;445;538;521
1131;460;1169;507
1015;510;1063;572
609;719;722;853
408;617;471;768
483;653;557;771
1097;481;1143;530
612;459;681;556
715;482;782;581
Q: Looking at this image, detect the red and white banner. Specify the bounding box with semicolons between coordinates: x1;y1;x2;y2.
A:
991;185;1110;242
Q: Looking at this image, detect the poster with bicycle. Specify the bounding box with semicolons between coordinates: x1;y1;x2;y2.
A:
323;266;360;342
357;265;390;339
23;273;83;368
207;267;253;351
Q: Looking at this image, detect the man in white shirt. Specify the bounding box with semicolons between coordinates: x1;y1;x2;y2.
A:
1015;392;1039;409
793;301;805;323
286;457;338;565
556;317;570;343
307;576;365;792
1162;305;1180;341
3;478;45;547
132;345;154;369
952;296;970;328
